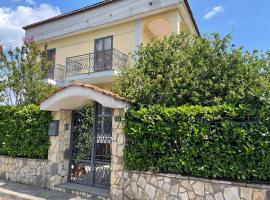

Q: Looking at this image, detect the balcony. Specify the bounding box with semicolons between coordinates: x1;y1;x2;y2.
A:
47;49;128;85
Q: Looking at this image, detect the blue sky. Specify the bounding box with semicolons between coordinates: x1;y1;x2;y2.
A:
0;0;269;51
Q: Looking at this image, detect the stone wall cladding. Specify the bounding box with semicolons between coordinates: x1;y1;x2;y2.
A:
112;170;270;200
48;110;72;189
0;110;72;190
109;108;270;200
0;156;50;188
110;108;126;199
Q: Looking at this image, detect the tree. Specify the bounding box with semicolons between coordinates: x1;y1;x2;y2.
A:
0;39;56;105
113;33;270;108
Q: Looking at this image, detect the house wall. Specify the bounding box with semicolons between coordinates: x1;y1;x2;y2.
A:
25;0;197;42
41;9;182;68
43;21;135;67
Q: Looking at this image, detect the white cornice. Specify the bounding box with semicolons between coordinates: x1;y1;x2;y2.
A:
25;0;183;42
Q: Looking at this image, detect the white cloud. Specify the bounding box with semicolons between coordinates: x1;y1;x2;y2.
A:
204;6;224;20
0;4;61;47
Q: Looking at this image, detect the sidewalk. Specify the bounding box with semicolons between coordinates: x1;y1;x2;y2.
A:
0;179;87;200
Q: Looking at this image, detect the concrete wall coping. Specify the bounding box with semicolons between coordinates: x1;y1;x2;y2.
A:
0;155;49;163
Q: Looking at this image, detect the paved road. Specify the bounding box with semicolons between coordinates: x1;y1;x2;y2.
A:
0;180;87;200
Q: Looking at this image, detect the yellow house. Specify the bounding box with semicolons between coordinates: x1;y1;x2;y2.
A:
23;0;200;197
23;0;199;89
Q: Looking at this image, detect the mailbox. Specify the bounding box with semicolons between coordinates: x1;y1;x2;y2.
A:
48;120;59;136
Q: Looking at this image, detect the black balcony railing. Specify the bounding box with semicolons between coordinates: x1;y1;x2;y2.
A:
48;64;66;81
47;49;128;81
66;49;128;76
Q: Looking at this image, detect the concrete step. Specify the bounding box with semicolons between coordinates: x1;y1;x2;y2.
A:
55;183;110;200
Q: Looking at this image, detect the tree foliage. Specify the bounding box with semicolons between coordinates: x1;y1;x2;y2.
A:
113;33;270;108
74;104;94;163
0;40;56;105
124;105;270;181
0;104;51;159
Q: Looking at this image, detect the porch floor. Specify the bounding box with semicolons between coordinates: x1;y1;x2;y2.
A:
0;179;85;200
55;183;110;199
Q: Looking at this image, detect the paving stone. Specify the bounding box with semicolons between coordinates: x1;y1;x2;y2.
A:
181;180;193;191
137;176;147;188
224;187;239;200
240;187;253;200
179;191;189;200
145;184;156;200
156;189;166;200
253;191;264;200
214;192;224;200
192;181;205;196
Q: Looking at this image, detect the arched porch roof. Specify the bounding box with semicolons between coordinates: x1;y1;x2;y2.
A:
40;82;131;111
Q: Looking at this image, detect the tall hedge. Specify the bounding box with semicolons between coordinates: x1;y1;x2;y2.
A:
124;105;270;182
0;104;51;159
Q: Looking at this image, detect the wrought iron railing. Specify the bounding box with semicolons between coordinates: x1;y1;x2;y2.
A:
66;49;128;76
48;64;66;81
47;49;128;81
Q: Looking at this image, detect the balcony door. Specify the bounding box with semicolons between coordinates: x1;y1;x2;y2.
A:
46;48;56;78
94;36;113;71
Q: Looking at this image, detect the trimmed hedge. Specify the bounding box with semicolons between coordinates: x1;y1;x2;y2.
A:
0;104;51;159
124;105;270;182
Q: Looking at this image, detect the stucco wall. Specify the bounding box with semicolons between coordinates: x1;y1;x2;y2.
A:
41;9;188;68
44;21;135;67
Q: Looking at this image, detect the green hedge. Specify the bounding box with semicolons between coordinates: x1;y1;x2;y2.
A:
124;105;270;182
0;104;51;159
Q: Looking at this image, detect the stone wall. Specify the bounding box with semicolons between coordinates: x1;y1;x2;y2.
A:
110;108;126;198
48;110;72;189
0;156;50;188
112;170;270;200
0;109;72;190
109;109;270;200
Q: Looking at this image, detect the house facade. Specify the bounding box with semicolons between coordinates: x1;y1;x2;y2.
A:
24;0;199;89
20;0;201;199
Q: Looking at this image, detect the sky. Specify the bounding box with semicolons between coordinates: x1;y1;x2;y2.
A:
0;0;269;51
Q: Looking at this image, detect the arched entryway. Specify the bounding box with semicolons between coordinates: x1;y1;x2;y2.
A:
40;82;130;190
141;17;172;43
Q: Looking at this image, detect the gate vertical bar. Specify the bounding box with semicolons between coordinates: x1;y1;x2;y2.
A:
67;111;76;182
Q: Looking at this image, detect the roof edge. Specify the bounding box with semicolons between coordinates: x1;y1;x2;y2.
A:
39;82;131;106
23;0;121;30
183;0;200;36
23;0;200;36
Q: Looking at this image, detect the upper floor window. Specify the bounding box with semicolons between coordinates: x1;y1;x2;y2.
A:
94;36;113;71
46;48;56;64
45;48;56;77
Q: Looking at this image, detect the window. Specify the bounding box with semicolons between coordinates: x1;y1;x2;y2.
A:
94;36;113;71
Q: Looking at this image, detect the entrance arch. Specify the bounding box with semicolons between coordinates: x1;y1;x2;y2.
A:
40;82;130;111
40;82;130;189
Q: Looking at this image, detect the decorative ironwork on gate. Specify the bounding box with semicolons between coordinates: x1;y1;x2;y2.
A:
68;102;112;188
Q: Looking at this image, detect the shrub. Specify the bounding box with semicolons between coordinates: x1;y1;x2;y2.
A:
124;105;270;182
0;104;51;159
113;33;270;108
